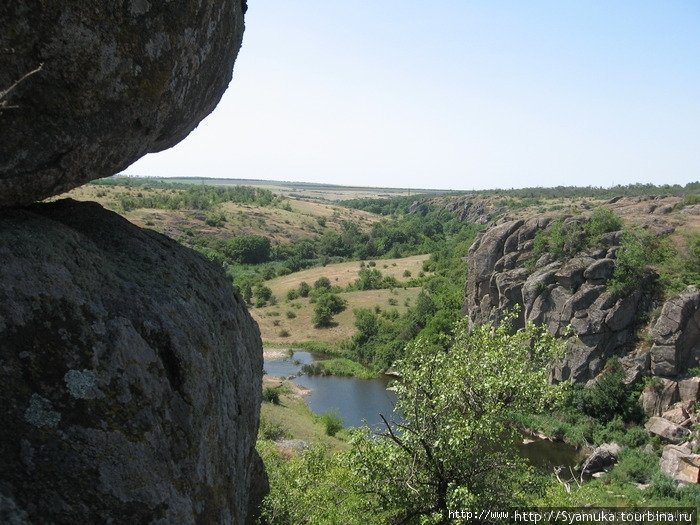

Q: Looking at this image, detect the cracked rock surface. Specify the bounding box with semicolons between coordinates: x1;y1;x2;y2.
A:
0;199;264;523
0;1;245;207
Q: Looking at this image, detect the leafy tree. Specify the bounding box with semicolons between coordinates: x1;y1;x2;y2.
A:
313;276;332;290
569;359;643;423
355;268;384;290
313;293;347;328
349;314;564;523
223;235;271;264
297;281;311;297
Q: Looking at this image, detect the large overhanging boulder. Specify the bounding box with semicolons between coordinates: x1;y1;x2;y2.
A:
0;1;246;207
0;199;265;523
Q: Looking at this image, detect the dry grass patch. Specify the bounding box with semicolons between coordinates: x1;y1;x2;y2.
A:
252;287;423;345
264;254;429;298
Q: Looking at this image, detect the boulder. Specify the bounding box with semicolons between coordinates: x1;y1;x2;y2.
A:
645;416;691;444
651;286;700;375
584;258;615;282
0;1;246;207
580;443;622;477
639;379;679;417
662;405;690;426
555;256;595;291
660;445;700;484
679;377;700;403
0;200;264;523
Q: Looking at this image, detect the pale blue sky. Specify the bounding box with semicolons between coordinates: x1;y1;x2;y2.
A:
127;1;700;190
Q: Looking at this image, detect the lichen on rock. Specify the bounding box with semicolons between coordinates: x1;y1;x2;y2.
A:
0;199;265;523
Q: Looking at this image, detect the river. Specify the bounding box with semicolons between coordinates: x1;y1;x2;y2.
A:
264;349;584;470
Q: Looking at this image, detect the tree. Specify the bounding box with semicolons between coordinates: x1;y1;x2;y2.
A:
349;313;564;523
223;235;271;264
313;276;332;290
297;281;311;297
313;293;347;328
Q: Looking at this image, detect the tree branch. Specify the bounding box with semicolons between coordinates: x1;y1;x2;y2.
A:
0;63;43;109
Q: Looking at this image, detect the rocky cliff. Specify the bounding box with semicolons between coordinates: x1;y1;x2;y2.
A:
0;1;246;207
0;2;265;523
463;215;699;388
0;200;264;523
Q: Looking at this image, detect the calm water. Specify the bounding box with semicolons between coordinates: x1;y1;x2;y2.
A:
264;350;583;470
264;351;399;429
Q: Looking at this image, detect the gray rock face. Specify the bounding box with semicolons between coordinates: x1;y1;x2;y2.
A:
463;215;656;384
660;444;700;484
0;200;264;523
650;286;700;377
645;416;691;444
0;1;245;207
580;443;622;477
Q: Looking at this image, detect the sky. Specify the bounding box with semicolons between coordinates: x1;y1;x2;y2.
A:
127;1;700;191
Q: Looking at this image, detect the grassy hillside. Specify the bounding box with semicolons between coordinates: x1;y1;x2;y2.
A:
253;286;423;344
262;254;428;298
60;182;379;244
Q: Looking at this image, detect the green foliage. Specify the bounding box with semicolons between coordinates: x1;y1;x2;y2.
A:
297;281;311;297
223;235;271;264
286;289;299;301
255;285;273;307
608;228;663;296
107;181;276;212
609;448;657;484
262;386;282;405
258;416;290;441
312;293;347;328
318;411;344;436
313;276;332;290
568;359;643;423
257;443;383;525
349;316;565;522
585;206;622;240
657;232;700;295
301;358;375;379
531;207;623;265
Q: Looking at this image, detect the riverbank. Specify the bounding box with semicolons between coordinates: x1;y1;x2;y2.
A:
260;376;349;452
264;343;378;379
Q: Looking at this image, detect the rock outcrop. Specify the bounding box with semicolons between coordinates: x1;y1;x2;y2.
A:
580;443;622;477
463;214;700;387
0;200;264;523
0;1;246;207
660;445;700;484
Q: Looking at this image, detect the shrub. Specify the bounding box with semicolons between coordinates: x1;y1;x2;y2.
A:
319;411;343;436
298;281;311;297
278;329;290;337
314;277;332;290
313;293;347;328
259;416;289;441
609;448;658;484
286;310;297;319
262;386;282;405
286;289;299;301
402;270;411;277
223;235;271;263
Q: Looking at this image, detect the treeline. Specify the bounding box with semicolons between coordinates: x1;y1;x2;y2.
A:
92;179;279;211
342;181;700;215
188;206;474;288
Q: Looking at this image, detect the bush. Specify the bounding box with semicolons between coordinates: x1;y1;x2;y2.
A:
319;411;343;436
313;293;347;328
402;270;411;277
298;281;311;297
223;235;271;263
609;448;657;484
569;359;642;423
259;417;289;441
262;386;282;405
286;310;297;319
278;329;290;337
313;277;332;290
286;289;299;301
